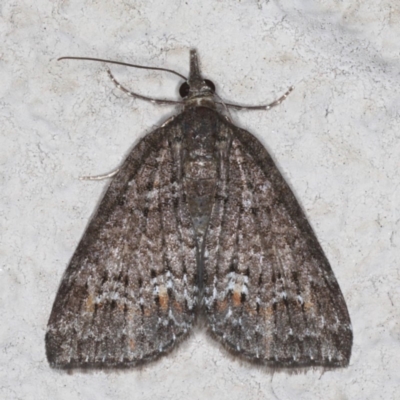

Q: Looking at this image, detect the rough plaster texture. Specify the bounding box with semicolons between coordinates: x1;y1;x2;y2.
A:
1;0;400;399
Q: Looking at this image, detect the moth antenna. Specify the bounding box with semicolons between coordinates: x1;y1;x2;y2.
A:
224;86;294;111
107;69;183;105
213;91;232;120
79;168;120;181
57;56;187;80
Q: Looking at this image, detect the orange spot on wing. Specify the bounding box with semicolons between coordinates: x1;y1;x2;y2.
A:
85;294;95;313
158;286;169;311
264;306;274;318
303;301;314;311
232;289;241;307
216;299;228;312
173;300;183;313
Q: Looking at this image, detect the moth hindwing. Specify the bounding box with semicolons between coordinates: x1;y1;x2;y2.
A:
46;49;352;369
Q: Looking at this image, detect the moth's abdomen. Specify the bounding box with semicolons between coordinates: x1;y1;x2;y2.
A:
184;173;217;238
184;150;218;238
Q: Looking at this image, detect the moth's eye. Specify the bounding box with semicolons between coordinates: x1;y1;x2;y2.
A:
179;82;190;98
204;79;215;93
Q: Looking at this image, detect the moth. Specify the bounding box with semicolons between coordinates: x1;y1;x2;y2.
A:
46;49;352;369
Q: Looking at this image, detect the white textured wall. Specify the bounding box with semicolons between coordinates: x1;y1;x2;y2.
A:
1;1;400;399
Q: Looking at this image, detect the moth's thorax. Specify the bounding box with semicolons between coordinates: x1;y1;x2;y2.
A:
180;107;231;181
184;95;216;110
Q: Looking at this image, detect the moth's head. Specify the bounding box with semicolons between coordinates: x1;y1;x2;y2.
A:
179;49;216;107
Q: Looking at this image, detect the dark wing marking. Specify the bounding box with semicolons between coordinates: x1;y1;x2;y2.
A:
204;117;352;368
46;116;197;368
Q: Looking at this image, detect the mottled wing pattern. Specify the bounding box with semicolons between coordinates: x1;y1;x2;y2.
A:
46;117;198;368
204;116;352;367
